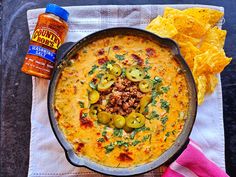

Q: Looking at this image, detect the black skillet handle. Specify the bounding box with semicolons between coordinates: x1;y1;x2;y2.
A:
56;42;75;64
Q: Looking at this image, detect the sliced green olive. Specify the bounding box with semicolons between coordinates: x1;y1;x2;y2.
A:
126;112;146;128
113;115;126;128
97;111;112;124
123;125;134;133
89;104;100;118
89;90;100;104
126;66;145;82
97;74;116;91
140;95;151;113
139;79;153;93
110;64;122;76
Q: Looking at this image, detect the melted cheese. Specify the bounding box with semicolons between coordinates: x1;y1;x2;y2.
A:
55;35;189;168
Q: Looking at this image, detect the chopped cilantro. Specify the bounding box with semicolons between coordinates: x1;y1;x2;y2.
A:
113;128;123;137
96;73;104;79
144;106;149;114
115;54;125;61
88;65;98;75
150;110;159;119
151;90;158;106
144;66;152;72
116;141;129;147
130;126;150;139
164;132;170;141
145;58;149;65
81;113;87;118
104;143;115;153
89;81;97;90
97;138;105;142
144;73;151;79
121;68;126;77
153;76;162;87
132;140;141;146
142;134;152;142
161;86;170;93
161;116;168;125
172;130;176;135
102;126;107;137
160;99;170;112
79;101;84;108
101;60;116;70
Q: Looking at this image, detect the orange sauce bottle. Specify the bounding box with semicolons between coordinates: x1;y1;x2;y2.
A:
21;4;69;79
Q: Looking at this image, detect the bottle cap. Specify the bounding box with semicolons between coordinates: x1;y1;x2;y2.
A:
45;4;69;22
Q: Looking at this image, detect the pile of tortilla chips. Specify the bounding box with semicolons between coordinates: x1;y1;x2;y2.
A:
146;7;232;104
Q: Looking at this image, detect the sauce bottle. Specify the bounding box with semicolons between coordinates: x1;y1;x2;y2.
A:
21;4;69;79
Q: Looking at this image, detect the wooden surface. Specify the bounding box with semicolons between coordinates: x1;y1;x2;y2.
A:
1;0;236;176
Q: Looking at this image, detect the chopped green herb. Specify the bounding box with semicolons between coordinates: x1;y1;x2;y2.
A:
88;65;98;75
102;126;107;137
150;110;159;119
160;99;170;112
130;126;150;139
104;143;115;153
81;113;88;118
145;58;149;65
97;138;105;142
161;86;170;93
113;128;123;137
161;116;168;125
101;60;116;70
132;140;141;146
89;81;97;90
116;141;129;147
144;73;151;79
79;101;84;108
144;66;152;72
144;106;149;114
115;54;125;61
154;76;162;84
164;132;170;141
96;73;104;79
142;134;152;142
151;90;159;106
121;68;126;77
172;130;176;135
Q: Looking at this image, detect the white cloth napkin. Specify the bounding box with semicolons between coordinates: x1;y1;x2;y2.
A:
27;4;225;177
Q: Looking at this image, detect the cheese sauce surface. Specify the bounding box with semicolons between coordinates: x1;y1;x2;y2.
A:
55;35;189;168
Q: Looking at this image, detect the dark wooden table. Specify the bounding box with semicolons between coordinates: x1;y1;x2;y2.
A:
1;0;236;176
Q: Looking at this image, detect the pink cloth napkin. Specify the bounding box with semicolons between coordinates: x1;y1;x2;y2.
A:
162;139;229;177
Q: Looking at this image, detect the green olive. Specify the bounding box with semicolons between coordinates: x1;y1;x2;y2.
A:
140;95;151;113
126;66;145;82
97;74;116;91
89;104;100;118
126;112;146;128
110;64;122;76
97;111;112;124
113;115;126;128
89;90;100;104
139;79;153;93
123;125;134;133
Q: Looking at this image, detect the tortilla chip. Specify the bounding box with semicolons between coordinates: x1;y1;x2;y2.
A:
146;16;178;38
183;7;223;26
179;42;200;69
197;75;207;104
206;74;218;93
194;48;232;75
202;26;227;49
163;7;209;38
173;33;201;46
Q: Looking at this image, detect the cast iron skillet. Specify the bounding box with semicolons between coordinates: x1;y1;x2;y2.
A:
48;27;197;176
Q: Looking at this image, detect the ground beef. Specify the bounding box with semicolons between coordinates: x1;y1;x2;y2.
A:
99;77;144;116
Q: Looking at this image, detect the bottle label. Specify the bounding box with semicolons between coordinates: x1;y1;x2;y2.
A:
31;28;61;49
27;45;56;63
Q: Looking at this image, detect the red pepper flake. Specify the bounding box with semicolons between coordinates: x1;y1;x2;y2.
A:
113;45;120;50
97;132;101;136
103;135;108;141
98;48;105;55
98;56;109;65
77;143;84;152
97;142;102;148
146;48;156;57
117;152;133;162
131;54;143;65
79;110;93;128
